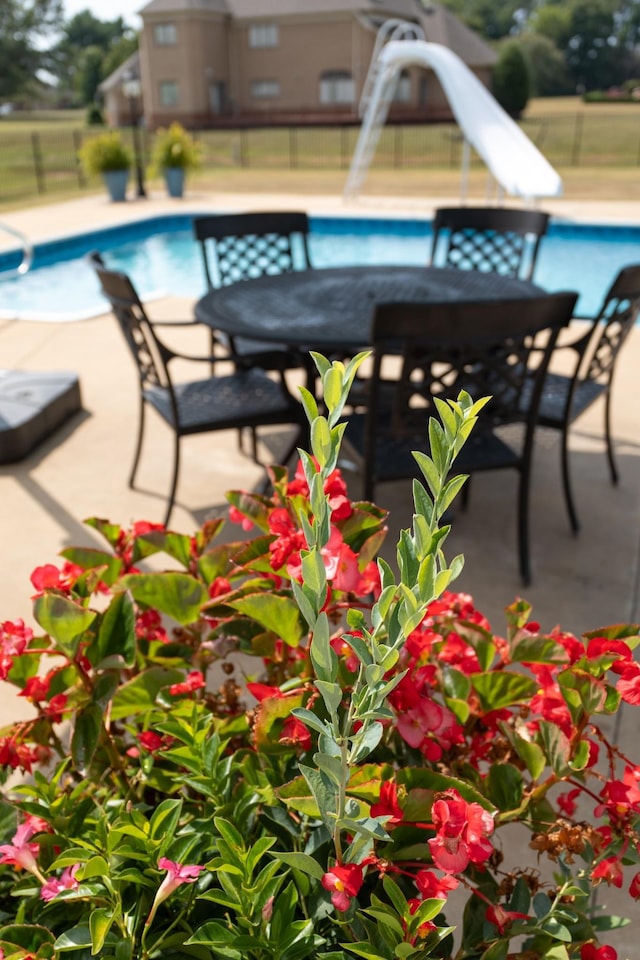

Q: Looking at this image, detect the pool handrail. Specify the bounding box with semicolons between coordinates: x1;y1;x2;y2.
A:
0;220;33;280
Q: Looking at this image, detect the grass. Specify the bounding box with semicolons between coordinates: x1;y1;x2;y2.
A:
2;98;640;210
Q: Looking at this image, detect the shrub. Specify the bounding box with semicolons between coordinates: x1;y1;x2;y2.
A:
78;131;131;175
492;40;532;118
0;355;638;960
85;103;104;126
150;122;201;172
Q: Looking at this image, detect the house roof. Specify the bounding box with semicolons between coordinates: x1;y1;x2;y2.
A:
137;0;496;67
98;51;140;93
418;4;496;66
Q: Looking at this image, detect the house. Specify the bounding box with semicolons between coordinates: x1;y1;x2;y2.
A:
125;0;497;129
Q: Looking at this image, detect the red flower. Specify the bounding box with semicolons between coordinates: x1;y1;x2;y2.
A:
616;662;640;705
370;780;404;828
247;683;284;702
169;671;206;696
208;576;232;599
486;904;529;934
591;856;624;888
228;505;254;531
136;609;169;643
0;619;32;680
428;790;494;873
321;862;363;911
629;871;640;899
279;716;311;751
0;736;40;773
414;869;458;900
581;944;618;960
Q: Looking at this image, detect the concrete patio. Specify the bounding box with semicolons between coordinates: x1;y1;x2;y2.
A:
0;188;639;953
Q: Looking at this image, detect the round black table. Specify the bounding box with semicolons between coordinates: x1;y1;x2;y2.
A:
194;265;542;353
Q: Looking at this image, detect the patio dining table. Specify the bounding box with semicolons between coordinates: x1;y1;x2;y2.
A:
193;265;544;355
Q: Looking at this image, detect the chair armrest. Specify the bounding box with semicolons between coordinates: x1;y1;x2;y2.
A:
150;319;203;328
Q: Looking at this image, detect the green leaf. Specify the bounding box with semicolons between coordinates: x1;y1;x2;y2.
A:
60;546;123;585
343;942;392;960
71;703;103;772
54;924;93;951
382;875;407;915
310;612;337;682
508;731;546;781
315;679;343;717
538;720;571;777
93;590;136;667
471;671;537;710
480;942;508;960
271;852;324;881
227;592;304;647
78;856;110;880
90;906;115;954
539;917;571;942
111;667;184;720
119;572;208;625
150;798;183;843
33;594;97;656
486;764;523;812
397;768;495;811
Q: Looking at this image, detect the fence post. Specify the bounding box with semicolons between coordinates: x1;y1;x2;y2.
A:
394;125;403;168
289;127;298;169
340;126;349;170
571;113;583;167
240;129;249;167
31;132;46;194
73;130;87;187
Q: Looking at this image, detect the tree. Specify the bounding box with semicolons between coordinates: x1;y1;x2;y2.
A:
492;40;532;117
51;10;135;105
0;0;63;101
518;32;573;96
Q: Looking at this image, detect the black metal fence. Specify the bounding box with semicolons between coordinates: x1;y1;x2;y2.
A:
1;113;640;204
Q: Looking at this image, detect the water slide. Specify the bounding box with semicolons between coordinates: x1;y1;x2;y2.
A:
344;39;563;203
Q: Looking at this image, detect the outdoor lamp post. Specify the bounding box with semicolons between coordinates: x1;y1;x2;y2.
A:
122;68;146;199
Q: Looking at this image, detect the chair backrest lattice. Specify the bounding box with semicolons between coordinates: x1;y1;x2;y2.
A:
431;207;550;281
583;264;640;384
369;293;578;445
89;253;176;412
193;212;312;289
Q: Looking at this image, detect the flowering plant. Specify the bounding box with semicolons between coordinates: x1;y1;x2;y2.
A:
0;354;638;960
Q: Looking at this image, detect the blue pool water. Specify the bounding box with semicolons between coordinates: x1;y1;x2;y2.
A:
0;213;639;320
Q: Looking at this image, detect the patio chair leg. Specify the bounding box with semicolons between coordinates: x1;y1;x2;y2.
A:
164;434;181;528
604;390;619;485
560;427;580;534
129;398;146;489
517;468;532;588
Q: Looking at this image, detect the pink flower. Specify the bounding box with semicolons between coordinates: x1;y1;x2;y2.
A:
0;823;43;878
370;781;404;829
321;862;363;911
40;864;80;901
428;790;494;873
146;858;205;928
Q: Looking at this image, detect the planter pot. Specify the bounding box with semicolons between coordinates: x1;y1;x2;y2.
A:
102;170;129;202
164;167;185;198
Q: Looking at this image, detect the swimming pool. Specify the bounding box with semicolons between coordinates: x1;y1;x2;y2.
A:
1;213;639;320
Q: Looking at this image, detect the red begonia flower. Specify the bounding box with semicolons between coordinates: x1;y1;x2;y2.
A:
279;716;311;751
169;671;206;696
414;869;458;900
486;904;529;934
581;943;618;960
591;856;624;888
321;862;363;911
370;780;404;828
428;790;494;873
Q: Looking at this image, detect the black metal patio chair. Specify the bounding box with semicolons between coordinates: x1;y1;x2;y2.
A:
344;291;578;584
89;252;304;527
192;211;313;372
524;263;640;533
430;206;550;281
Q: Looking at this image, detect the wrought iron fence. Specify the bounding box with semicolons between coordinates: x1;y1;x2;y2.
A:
1;113;640;204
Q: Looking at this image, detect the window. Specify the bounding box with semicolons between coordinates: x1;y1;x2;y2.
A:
249;24;278;48
251;80;280;99
394;70;411;103
319;71;354;105
159;81;179;106
154;23;177;45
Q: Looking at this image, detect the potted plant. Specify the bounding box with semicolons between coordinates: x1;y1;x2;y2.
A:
0;357;638;960
78;131;132;202
151;122;201;198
